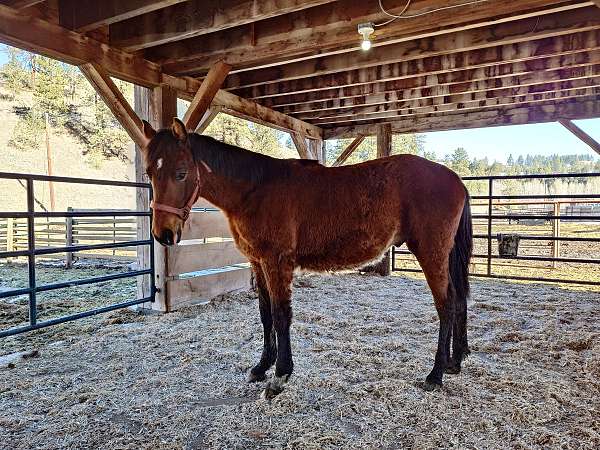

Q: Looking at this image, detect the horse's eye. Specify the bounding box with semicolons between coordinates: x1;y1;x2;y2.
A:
175;171;187;181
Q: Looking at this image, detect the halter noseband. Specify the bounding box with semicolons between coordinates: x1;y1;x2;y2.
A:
150;166;202;221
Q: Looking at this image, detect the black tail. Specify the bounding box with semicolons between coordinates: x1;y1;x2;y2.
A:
449;192;473;302
448;191;473;367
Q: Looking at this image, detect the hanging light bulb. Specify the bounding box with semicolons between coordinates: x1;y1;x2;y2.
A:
358;22;375;51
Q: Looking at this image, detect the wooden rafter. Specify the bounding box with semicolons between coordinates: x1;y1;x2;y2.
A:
324;97;600;139
110;0;338;51
332;136;365;167
295;76;600;122
221;7;600;89
312;87;600;126
79;63;145;147
58;0;187;32
183;61;231;131
283;65;600;117
148;0;592;76
249;37;600;105
558;119;600;154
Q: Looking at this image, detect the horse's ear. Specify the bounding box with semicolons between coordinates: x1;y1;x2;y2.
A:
171;117;188;142
141;120;156;148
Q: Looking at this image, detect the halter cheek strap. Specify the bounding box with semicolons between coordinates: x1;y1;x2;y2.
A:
150;166;202;221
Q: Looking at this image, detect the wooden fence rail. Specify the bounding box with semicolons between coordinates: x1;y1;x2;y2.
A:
0;209;138;266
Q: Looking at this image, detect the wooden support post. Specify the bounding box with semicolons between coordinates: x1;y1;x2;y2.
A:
552;202;561;268
309;139;324;163
44;112;55;212
558;119;600;155
195;106;221;134
6;217;13;263
371;123;393;276
291;133;312;159
65;207;73;269
332;135;365;166
182;60;231;130
377;123;392;158
148;84;178;312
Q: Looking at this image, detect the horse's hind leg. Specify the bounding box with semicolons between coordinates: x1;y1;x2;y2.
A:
409;241;455;391
247;262;277;383
260;256;295;400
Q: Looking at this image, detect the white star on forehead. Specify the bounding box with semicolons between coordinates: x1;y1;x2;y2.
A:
156;158;163;170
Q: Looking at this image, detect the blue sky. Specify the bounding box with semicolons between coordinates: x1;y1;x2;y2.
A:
421;119;600;163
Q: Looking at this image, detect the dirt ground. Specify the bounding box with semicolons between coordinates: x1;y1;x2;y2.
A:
1;273;599;450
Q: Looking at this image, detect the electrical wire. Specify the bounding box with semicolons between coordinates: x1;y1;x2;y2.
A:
375;0;492;27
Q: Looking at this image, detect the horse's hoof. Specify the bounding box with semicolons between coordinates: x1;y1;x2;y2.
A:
445;365;461;375
260;374;289;400
422;380;442;392
247;370;267;383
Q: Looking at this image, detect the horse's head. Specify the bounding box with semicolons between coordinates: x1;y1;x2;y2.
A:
140;118;207;246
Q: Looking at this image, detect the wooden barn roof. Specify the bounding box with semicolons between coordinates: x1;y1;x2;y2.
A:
1;0;600;140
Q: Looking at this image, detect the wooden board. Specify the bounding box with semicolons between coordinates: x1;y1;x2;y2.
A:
181;210;232;240
168;267;251;310
167;241;247;276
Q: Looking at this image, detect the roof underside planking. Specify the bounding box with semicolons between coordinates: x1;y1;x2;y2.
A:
0;0;599;140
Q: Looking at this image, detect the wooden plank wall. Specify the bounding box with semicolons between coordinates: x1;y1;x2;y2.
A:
165;200;251;311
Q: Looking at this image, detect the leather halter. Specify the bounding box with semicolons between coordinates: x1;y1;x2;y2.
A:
150;166;201;221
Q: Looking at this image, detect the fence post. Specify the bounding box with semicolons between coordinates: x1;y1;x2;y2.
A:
552;202;560;268
6;217;14;263
66;207;73;269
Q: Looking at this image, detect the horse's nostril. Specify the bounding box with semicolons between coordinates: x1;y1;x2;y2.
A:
160;229;174;246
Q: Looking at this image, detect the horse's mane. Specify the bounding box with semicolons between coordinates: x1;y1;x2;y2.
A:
190;134;292;184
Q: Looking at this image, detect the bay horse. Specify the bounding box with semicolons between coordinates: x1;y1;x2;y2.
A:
140;118;473;399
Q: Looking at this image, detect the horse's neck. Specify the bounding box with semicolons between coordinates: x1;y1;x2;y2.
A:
199;168;249;215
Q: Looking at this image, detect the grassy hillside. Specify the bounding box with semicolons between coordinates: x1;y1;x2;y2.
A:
0;88;136;212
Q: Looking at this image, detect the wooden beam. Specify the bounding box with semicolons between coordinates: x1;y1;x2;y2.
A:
295;75;600;121
323;97;600;139
150;0;591;75
0;6;319;142
79;63;145;147
311;87;600;126
332;135;365;167
204;89;322;140
291;133;312;159
182;61;231;130
195;107;221;134
0;0;44;8
220;7;600;89
110;0;337;51
0;4;163;88
558;119;600;154
58;0;186;32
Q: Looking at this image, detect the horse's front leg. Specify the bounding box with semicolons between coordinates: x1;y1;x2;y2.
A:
247;263;277;382
260;256;294;400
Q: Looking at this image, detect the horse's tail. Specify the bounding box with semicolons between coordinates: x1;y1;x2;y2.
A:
448;190;473;363
449;191;473;303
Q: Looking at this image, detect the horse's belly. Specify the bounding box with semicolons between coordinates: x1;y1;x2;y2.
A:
296;232;393;272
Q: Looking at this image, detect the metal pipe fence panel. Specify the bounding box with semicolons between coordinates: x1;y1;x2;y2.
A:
0;171;155;338
392;172;600;286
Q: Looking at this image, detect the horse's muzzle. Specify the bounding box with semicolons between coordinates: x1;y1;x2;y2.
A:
155;229;180;246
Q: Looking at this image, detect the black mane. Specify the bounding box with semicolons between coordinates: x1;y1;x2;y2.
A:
190;134;291;184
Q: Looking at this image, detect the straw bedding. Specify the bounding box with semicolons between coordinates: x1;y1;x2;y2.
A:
1;273;599;449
